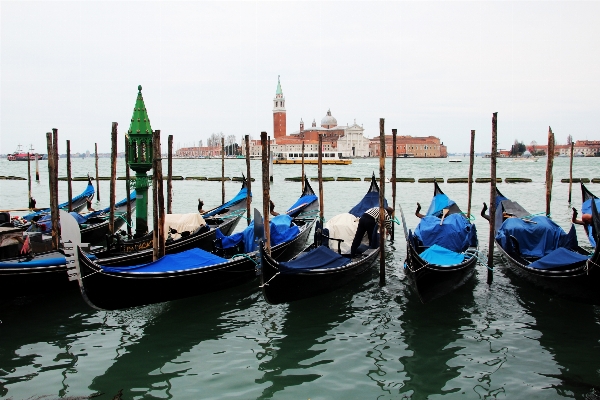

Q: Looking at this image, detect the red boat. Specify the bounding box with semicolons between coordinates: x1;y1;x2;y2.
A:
6;144;43;161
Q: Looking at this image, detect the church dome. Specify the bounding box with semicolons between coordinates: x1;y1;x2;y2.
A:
321;109;337;128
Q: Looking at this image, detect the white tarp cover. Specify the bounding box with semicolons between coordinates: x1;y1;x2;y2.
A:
325;213;361;254
164;213;206;240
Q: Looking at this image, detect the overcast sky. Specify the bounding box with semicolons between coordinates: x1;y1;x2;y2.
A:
1;1;599;154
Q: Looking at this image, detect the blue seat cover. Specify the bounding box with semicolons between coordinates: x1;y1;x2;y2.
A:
527;247;589;270
279;245;351;272
419;244;465;266
100;248;228;273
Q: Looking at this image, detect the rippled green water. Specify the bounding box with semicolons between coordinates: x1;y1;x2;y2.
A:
1;156;599;399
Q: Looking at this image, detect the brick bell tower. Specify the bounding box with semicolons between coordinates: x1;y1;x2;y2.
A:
273;75;286;139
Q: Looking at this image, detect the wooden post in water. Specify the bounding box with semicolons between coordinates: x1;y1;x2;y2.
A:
245;135;252;226
125;135;132;237
52;129;60;248
545;126;555;217
27;152;32;208
221;137;226;204
167;135;173;214
487;113;498;285
318;135;324;225
391;128;397;242
35;153;40;182
568;141;574;203
379;118;386;287
47;130;59;250
467;130;475;219
301;141;305;191
154;130;165;258
66;140;73;212
95;143;100;201
152;132;159;261
109;123;118;236
261;132;271;254
268;135;273;183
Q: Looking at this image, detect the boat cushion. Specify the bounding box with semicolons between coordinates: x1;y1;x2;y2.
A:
527;247;589;270
414;214;477;253
496;216;574;258
418;244;465;266
164;213;206;239
216;214;299;253
100;247;228;273
325;213;359;254
278;245;351;271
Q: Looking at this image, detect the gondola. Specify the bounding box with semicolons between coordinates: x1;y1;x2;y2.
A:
22;177;95;221
88;178;251;266
401;181;479;304
0;211;81;299
259;174;386;304
27;191;137;245
74;179;319;310
491;188;599;303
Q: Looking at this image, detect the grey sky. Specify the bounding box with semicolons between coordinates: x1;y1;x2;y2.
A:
1;1;599;154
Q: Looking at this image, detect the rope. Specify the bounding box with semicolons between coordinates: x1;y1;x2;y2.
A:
468;251;494;271
232;253;258;265
460;212;476;221
586;257;600;274
116;214;132;228
259;271;280;288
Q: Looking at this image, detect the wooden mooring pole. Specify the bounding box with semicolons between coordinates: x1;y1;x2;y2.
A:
261;132;271;254
487;113;498;285
245;135;252;226
391;128;397;242
167;135;173;214
47;129;60;250
467;130;475;219
221;137;226;204
379;118;386;286
66;140;73;212
27;152;32;208
318;135;324;225
109;123;118;235
156;131;165;258
568;140;574;203
35;153;40;182
125;135;132;237
95;143;100;201
545;126;555;217
301;141;305;191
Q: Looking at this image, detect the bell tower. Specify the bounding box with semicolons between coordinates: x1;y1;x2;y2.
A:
273;75;286;139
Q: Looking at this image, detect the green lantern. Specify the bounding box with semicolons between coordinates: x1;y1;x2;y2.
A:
127;85;154;237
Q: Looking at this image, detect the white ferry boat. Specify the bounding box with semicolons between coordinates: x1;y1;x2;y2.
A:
273;151;351;165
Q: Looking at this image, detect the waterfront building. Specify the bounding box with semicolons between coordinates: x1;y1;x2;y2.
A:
369;135;447;158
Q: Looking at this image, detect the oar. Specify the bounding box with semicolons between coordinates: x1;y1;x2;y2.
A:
440;208;449;225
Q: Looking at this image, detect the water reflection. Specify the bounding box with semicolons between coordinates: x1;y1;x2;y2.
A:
514;280;600;398
254;271;367;399
397;276;477;397
88;281;258;398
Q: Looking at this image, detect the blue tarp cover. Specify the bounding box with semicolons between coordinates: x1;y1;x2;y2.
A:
496;216;572;258
527;247;589;270
286;194;317;215
0;256;67;269
419;244;465;266
279;245;351;272
100;247;228;273
203;188;249;217
348;192;388;218
414;214;477;253
216;214;299;253
426;194;457;217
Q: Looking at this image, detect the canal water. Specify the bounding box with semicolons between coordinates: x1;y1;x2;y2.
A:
0;156;599;399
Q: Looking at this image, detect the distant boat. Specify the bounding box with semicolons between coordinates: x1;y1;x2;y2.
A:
273;151;351;165
6;144;43;161
448;158;462;163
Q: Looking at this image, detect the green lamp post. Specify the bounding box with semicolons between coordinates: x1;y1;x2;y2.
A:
127;85;154;237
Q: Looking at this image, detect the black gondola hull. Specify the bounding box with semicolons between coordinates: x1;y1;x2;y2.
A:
496;240;600;304
77;218;316;310
404;242;477;304
260;244;379;304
